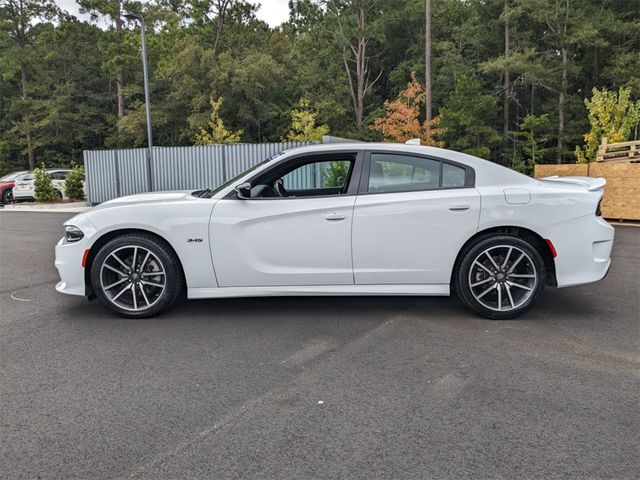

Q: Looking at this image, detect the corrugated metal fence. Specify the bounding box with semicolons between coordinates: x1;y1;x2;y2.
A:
83;141;314;203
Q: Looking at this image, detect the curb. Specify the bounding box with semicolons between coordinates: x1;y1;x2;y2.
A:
0;202;91;213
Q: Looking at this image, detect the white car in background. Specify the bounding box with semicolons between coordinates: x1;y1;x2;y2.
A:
13;168;80;201
55;143;614;319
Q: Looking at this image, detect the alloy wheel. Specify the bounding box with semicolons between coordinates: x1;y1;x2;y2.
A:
467;245;538;312
99;245;166;312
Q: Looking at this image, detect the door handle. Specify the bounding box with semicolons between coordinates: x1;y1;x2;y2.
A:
325;212;347;221
449;204;470;211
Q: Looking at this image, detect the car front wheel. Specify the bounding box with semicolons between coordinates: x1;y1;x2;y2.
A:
2;189;13;204
454;235;546;319
91;234;184;318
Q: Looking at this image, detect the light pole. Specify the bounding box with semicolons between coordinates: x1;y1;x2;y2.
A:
124;13;154;191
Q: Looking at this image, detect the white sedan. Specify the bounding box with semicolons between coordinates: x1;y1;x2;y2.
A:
13;168;80;201
55;143;614;319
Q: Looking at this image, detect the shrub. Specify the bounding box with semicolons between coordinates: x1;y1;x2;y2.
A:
65;163;85;200
323;161;350;188
34;163;56;202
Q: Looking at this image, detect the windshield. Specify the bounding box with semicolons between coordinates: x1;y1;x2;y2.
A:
0;172;24;182
192;155;280;199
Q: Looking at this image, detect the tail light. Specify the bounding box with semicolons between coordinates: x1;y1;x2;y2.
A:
596;199;602;217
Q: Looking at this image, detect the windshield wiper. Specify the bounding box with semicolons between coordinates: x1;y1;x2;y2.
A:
192;189;212;198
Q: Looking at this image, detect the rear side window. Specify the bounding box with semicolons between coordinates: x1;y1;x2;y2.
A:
368;154;440;193
366;153;472;194
442;162;466;188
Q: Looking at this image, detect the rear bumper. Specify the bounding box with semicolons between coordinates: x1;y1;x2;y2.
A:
539;215;614;288
13;194;34;201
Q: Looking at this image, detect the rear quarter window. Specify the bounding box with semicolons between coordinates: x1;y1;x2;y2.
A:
442;163;467;188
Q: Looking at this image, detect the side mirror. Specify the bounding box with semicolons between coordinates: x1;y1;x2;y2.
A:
235;182;251;199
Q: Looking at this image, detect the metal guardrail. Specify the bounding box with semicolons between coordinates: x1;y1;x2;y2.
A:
83;141;314;203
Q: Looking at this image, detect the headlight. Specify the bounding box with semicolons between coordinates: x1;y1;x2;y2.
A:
65;225;84;242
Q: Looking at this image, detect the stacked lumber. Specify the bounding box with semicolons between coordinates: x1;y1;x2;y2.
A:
596;137;640;163
534;162;640;221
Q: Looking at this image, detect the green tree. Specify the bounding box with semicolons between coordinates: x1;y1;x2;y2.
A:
511;114;551;174
0;0;58;168
194;96;243;144
323;162;350;188
325;0;385;130
78;0;130;128
30;20;111;164
64;163;86;200
284;98;329;142
33;163;56;201
575;87;640;163
440;76;500;158
0;0;638;171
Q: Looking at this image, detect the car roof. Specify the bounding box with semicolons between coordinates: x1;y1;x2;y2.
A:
283;142;487;166
279;142;533;188
0;170;29;180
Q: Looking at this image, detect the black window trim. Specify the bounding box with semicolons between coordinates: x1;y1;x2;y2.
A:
358;150;475;195
224;150;365;200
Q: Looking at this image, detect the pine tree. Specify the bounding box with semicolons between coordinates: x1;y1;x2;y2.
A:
284;99;329;142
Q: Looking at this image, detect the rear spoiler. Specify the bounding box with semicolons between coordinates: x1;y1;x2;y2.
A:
540;176;606;192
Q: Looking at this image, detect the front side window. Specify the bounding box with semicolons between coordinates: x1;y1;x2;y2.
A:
250;156;355;198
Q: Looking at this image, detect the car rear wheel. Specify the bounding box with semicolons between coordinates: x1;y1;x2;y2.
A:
454;235;545;319
91;234;184;318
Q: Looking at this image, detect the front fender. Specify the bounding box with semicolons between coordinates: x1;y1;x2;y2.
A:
80;201;218;289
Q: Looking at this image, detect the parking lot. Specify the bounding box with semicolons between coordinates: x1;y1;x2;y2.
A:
0;211;638;479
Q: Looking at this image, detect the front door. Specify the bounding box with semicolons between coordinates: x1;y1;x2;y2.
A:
210;153;361;287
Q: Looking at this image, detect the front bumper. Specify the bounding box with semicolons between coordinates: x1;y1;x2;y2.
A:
55;237;87;296
539;215;614;288
54;215;98;297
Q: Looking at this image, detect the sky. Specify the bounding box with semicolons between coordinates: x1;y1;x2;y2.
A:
55;0;291;28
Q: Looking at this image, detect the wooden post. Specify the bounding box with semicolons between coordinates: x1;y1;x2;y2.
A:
596;136;608;162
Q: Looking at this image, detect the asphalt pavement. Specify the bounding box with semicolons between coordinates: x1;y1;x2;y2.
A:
1;212;638;479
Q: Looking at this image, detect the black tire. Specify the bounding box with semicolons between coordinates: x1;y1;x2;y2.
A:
55;189;63;200
453;235;545;320
2;189;13;204
91;233;184;318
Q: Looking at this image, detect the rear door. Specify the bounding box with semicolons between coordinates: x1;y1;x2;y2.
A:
13;173;35;198
49;171;68;197
352;151;481;285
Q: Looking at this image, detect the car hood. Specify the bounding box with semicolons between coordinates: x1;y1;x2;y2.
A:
89;190;196;211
